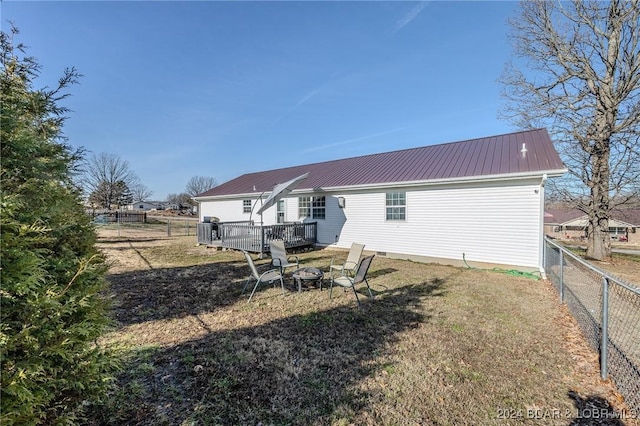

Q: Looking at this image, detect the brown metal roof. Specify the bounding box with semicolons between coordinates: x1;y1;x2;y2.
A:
544;209;585;225
545;208;640;226
197;128;566;197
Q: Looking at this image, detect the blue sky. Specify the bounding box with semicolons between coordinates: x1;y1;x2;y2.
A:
2;1;521;200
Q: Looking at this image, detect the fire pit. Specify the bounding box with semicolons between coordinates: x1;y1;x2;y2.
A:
291;267;324;293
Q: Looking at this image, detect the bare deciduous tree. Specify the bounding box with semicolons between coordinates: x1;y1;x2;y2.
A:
81;152;141;209
185;176;217;197
130;183;153;203
501;0;640;260
166;192;192;208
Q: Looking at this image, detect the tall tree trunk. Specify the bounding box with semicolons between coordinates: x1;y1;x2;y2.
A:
586;141;611;260
586;209;610;261
585;0;620;261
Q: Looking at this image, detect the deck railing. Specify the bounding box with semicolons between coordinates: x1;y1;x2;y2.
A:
197;221;252;245
214;221;317;255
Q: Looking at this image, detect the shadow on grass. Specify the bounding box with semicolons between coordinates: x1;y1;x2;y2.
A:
106;259;254;326
567;391;629;425
367;267;398;280
106;251;396;327
97;238;172;245
88;278;447;425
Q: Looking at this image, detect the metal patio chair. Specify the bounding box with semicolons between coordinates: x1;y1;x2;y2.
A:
329;242;365;280
330;255;375;308
242;250;285;302
269;239;300;274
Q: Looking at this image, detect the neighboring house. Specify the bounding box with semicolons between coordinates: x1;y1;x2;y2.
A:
157;203;181;211
545;208;640;244
124;201;160;211
194;129;567;272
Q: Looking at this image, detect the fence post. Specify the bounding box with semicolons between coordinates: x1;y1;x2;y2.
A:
185;219;189;236
167;219;172;237
601;277;609;380
559;249;564;303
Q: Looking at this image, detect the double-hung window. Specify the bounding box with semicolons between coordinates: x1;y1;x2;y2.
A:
243;199;252;214
386;192;406;221
299;197;311;217
299;196;325;219
276;200;285;224
312;196;326;219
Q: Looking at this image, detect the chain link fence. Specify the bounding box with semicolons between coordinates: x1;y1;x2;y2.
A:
544;238;640;413
94;216;198;239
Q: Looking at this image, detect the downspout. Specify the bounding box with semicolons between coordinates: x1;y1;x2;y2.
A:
539;174;548;278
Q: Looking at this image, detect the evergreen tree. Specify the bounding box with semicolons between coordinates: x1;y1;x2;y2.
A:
0;25;117;424
88;180;112;209
115;180;133;207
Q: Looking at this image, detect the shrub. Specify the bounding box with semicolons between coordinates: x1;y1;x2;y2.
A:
0;25;117;424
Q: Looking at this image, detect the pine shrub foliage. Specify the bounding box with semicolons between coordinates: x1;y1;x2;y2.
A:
1;25;117;424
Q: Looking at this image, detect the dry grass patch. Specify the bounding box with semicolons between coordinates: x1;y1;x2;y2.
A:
563;245;640;287
87;235;637;425
591;253;640;287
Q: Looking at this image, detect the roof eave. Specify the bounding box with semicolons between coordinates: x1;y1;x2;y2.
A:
193;192;265;202
194;168;567;201
311;168;568;193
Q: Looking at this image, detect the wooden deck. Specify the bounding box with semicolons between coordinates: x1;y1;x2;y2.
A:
197;221;317;256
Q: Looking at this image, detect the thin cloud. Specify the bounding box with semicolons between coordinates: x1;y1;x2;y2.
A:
393;2;429;33
294;87;322;108
273;85;323;125
303;125;413;153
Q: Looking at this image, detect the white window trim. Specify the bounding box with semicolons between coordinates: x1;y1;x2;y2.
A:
385;192;406;221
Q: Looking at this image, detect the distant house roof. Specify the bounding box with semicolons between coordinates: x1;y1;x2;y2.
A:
196;128;566;198
544;209;585;225
545;208;640;227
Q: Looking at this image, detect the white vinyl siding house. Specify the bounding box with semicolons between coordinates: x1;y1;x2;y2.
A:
385;192;406;221
200;199;252;222
194;129;566;272
293;178;542;268
124;201;160;211
198;177;547;269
